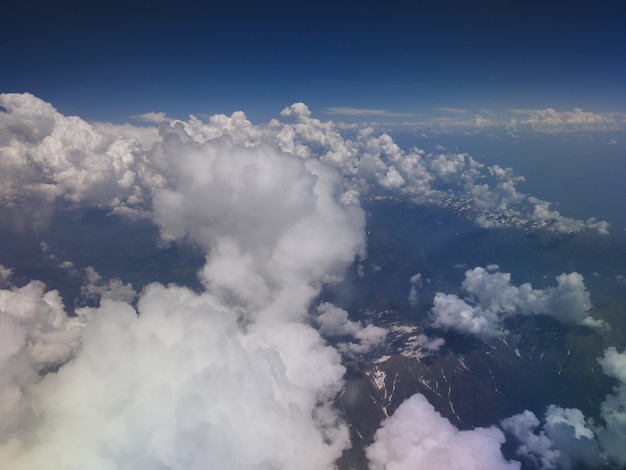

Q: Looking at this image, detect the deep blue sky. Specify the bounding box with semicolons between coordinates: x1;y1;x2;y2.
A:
2;0;624;122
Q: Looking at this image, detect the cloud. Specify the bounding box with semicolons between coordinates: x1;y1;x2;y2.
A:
366;393;521;469
403;333;445;357
81;267;137;304
150;123;366;321
0;94;619;468
0;280;85;369
315;302;387;357
0;280;87;442
372;107;626;136
473;115;494;127
0;93;158;220
324;107;412;118
0;287;350;469
408;273;422;306
266;105;611;233
430;267;605;338
501;347;626;469
0;264;12;287
507;108;625;134
596;347;626;466
131;111;170;124
366;347;626;470
528;197;611;235
501;407;602;470
435;107;469;114
1;93;611;236
0;96;371;469
501;410;560;469
543;406;603;469
432;291;506;338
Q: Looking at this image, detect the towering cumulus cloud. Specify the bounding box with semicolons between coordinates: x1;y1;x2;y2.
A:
150;123;366;321
0;96;366;469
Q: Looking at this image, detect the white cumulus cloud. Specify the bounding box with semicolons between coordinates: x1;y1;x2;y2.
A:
0;287;350;469
431;267;605;338
0;93;612;236
0;280;87;442
366;393;520;470
501;406;602;470
315;302;388;357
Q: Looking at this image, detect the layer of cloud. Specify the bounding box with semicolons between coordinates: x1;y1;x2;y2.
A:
435;107;469;114
507;108;624;134
1;93;612;236
383;108;626;135
324;107;412;118
268;104;610;234
596;347;626;466
366;393;520;469
430;267;605;338
0;93;619;469
131;111;170;124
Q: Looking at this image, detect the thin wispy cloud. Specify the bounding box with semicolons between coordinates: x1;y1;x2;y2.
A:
373;108;626;135
435;107;469;114
506;108;625;134
324;107;413;118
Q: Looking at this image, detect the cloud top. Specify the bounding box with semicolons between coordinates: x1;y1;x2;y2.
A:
0;93;612;235
366;394;520;470
0;94;371;469
431;267;605;338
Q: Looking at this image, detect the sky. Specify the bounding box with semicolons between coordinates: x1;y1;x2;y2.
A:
2;1;626;469
2;0;624;122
